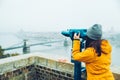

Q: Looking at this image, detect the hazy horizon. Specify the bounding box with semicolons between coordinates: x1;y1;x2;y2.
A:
0;0;120;32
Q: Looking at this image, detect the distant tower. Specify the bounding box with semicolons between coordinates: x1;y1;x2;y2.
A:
23;39;30;54
64;38;69;46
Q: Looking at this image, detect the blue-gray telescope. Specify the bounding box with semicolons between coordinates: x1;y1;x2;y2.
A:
61;29;87;40
61;29;87;80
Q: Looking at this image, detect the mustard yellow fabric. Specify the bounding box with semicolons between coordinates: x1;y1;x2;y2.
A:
72;40;115;80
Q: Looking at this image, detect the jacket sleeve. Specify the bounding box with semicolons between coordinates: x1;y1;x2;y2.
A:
72;40;96;63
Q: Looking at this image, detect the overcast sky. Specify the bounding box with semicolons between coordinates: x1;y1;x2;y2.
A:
0;0;120;32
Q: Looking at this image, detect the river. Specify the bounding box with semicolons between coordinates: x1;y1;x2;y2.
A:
0;32;120;66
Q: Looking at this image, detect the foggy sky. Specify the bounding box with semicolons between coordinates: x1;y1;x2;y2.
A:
0;0;120;32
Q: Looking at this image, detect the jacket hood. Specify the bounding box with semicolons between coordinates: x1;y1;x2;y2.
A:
101;40;112;54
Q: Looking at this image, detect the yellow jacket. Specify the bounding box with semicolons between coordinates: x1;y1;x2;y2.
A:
72;40;115;80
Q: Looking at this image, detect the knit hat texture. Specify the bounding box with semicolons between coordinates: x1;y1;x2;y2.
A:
87;24;102;40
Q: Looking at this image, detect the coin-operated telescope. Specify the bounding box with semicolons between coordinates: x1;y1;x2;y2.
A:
61;29;87;80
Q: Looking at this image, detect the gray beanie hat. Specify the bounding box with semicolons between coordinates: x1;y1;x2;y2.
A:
86;24;102;40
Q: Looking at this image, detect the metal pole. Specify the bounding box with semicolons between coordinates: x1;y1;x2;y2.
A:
71;60;82;80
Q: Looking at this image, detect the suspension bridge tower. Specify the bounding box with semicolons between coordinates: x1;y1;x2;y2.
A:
23;39;30;54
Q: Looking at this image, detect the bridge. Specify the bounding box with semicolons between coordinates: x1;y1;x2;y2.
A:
2;39;63;54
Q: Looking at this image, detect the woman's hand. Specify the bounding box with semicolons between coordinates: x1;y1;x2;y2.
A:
73;33;80;39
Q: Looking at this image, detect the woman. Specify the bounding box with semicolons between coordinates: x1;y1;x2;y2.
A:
72;24;115;80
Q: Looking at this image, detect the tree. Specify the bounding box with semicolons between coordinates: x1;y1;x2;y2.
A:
0;46;4;58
